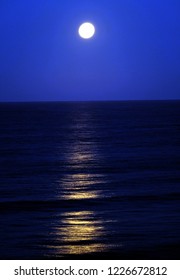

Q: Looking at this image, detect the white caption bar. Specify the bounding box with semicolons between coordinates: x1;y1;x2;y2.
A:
0;260;179;280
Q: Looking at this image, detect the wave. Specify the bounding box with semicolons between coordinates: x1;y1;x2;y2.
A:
1;192;180;213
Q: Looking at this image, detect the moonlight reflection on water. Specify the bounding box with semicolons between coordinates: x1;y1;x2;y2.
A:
48;211;106;256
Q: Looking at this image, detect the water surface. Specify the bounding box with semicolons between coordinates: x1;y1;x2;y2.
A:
0;101;179;259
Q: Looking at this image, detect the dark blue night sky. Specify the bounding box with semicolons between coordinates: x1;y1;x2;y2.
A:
0;0;180;101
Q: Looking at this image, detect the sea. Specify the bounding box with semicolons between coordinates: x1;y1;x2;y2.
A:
0;100;179;259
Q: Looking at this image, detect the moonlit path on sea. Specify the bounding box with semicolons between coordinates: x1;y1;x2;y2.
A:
0;101;180;259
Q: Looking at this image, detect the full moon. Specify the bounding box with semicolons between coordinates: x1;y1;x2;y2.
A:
78;22;95;39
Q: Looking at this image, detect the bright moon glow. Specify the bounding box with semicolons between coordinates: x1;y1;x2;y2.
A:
78;22;95;39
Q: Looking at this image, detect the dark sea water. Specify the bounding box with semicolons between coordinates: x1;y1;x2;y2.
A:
0;100;180;260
